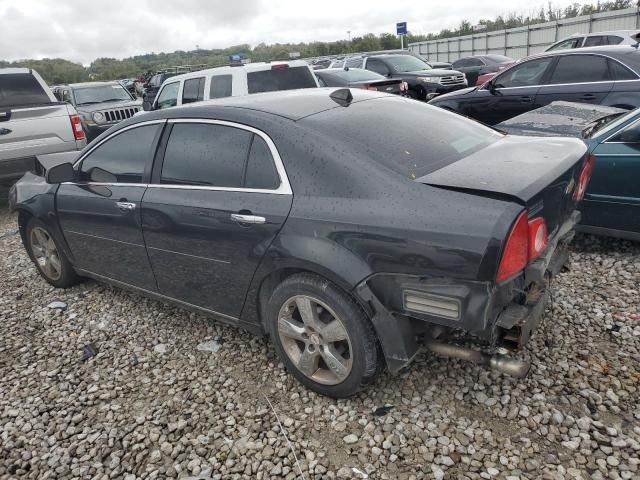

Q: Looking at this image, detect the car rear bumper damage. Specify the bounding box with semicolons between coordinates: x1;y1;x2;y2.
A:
355;210;580;377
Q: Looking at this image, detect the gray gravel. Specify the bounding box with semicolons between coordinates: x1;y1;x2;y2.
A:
1;204;639;479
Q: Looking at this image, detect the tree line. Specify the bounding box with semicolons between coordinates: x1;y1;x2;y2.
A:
0;1;635;85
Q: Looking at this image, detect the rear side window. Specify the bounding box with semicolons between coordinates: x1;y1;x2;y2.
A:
609;120;640;143
161;123;252;187
609;59;637;80
209;75;232;98
182;77;205;104
584;36;607;47
0;73;50;108
548;55;610;84
366;58;391;76
244;136;280;189
607;35;624;45
345;57;363;68
79;125;160;183
247;66;316;94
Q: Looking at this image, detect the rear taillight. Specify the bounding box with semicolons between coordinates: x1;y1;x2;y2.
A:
496;211;548;282
69;114;85;140
573;154;595;202
401;81;408;91
271;64;289;70
367;85;378;91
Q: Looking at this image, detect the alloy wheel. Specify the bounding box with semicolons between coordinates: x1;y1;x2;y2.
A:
30;227;62;281
277;295;353;385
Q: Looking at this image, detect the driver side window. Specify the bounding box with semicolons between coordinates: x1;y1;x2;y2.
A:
155;82;179;110
79;125;160;183
493;58;553;88
609;120;640;143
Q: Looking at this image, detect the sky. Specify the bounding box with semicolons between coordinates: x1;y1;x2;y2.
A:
1;0;586;65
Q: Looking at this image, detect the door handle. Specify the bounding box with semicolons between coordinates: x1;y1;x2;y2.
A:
580;94;597;100
116;201;136;212
0;128;11;135
230;213;266;225
520;96;531;102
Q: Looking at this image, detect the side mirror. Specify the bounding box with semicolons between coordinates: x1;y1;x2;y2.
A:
46;162;75;184
142;100;152;111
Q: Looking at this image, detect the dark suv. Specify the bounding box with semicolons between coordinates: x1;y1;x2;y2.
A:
343;54;467;101
429;46;640;125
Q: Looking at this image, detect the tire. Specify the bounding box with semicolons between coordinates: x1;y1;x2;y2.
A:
25;218;80;288
265;273;382;398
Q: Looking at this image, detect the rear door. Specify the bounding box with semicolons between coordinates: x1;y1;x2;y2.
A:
582;120;640;235
141;119;293;319
535;54;614;107
56;121;164;289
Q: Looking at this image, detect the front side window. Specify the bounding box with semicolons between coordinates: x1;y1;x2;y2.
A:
182;77;205;104
609;120;640;143
209;75;232;99
247;66;317;94
493;58;553;88
79;125;160;183
547;38;582;51
156;82;179;110
548;55;610;84
161;123;252;187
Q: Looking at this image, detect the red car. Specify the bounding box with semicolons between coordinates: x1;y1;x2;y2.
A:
476;62;515;86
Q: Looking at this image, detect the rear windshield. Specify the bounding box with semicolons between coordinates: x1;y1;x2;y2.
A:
0;73;51;108
247;66;317;94
331;69;384;82
485;55;513;64
305;97;502;179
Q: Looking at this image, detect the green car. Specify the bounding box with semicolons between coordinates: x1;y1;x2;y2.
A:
497;101;640;241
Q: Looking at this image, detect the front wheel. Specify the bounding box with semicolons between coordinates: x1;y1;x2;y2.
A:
26;219;80;288
266;273;382;397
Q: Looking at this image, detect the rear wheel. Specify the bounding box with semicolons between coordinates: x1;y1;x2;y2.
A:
26;219;79;288
266;273;382;397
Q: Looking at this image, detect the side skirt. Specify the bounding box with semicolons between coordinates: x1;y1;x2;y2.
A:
576;224;640;242
75;269;265;336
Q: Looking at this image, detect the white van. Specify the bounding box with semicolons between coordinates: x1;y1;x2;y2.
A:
148;60;319;111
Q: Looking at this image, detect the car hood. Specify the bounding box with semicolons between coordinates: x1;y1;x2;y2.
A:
496;101;627;138
76;99;142;114
402;69;462;77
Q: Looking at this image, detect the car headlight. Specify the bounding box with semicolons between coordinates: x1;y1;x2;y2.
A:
416;76;440;83
92;112;104;123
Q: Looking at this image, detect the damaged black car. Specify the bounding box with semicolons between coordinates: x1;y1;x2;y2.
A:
9;89;591;397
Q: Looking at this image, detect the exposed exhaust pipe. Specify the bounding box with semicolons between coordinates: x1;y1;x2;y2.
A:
425;340;530;378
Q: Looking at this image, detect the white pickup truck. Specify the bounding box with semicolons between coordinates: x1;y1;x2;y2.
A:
0;68;86;189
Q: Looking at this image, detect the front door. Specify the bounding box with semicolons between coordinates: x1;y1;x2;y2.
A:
466;56;554;125
56;122;164;290
582;121;640;236
535;54;614;108
141;120;293;318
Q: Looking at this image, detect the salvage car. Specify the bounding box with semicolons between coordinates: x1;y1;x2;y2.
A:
10;88;591;397
314;68;406;95
429;46;640;125
497;101;639;241
56;82;142;141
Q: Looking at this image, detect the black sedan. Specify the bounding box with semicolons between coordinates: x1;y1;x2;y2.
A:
10;88;589;397
314;68;406;95
430;46;640;125
451;54;514;86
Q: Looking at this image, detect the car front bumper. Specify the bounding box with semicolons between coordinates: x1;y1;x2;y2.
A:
355;210;580;373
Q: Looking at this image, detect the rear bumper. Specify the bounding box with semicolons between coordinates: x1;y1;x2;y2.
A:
355;210;580;373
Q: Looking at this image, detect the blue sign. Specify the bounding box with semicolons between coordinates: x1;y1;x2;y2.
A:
396;22;407;36
229;54;243;62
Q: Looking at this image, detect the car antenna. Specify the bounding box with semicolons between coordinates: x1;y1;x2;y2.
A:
329;88;353;106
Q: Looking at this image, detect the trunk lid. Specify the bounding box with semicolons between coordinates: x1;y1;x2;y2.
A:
417;135;588;235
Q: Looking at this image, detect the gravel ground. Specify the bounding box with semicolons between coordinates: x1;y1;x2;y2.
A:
0;204;639;480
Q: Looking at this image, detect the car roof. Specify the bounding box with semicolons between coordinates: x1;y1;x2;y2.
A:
565;30;638;38
67;81;121;88
136;88;384;122
166;60;311;83
525;45;640;65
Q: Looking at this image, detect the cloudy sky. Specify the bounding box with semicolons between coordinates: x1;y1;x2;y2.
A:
1;0;585;65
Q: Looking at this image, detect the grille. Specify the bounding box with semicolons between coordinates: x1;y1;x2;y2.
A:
103;107;139;123
439;74;466;86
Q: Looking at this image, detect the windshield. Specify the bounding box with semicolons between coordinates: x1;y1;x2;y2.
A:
332;69;384;82
0;73;51;107
586;108;640;139
385;56;432;73
74;84;132;105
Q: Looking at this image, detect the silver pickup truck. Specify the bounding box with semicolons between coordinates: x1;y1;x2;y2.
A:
0;68;86;188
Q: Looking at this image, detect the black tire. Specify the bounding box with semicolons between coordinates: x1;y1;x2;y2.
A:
265;273;382;398
25;218;80;288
